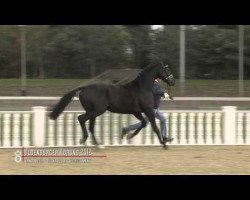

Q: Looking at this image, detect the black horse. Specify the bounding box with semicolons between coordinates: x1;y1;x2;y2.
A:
49;61;175;149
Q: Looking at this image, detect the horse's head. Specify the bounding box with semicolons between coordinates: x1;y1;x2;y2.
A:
157;63;175;86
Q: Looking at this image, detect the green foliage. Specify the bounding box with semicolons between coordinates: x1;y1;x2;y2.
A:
30;25;132;78
0;25;20;78
151;25;180;76
0;25;249;80
124;25;154;68
0;25;132;78
186;25;239;79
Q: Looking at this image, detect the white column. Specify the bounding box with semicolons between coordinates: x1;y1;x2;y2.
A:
171;113;178;144
197;113;204;144
236;113;244;144
222;106;237;145
113;113;120;145
188;113;196;144
206;113;213;144
180;113;187;144
32;107;46;146
215;113;222;144
246;113;250;144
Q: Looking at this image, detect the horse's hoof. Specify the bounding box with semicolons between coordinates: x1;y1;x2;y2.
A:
163;145;169;150
167;138;174;143
79;138;85;144
163;137;174;143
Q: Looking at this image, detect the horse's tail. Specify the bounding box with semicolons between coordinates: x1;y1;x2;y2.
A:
48;86;85;120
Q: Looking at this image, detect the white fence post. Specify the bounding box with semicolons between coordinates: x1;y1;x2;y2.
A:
32;106;46;146
222;106;237;145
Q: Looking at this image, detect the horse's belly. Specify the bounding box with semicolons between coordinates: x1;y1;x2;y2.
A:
107;89;142;113
107;104;141;114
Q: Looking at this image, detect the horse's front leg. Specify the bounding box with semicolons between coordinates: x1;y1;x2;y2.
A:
143;108;167;149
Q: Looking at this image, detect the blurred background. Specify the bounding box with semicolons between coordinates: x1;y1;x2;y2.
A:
0;25;249;110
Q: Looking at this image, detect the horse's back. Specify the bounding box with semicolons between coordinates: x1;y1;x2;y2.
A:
78;83;118;112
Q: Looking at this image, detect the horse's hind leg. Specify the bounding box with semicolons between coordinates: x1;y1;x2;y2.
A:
89;117;99;145
87;110;106;146
78;114;89;144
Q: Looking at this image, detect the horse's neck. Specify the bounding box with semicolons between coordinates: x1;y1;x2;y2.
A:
135;70;156;91
123;67;157;91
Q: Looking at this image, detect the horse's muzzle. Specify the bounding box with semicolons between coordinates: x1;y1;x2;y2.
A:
166;75;175;86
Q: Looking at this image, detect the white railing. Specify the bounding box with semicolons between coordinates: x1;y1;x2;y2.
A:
0;106;249;147
0;111;33;147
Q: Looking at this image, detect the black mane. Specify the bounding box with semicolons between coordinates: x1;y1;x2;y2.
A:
124;61;162;87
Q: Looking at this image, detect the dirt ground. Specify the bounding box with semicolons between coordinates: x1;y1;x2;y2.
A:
1;146;250;175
